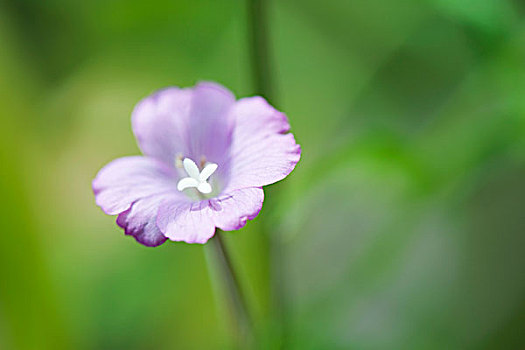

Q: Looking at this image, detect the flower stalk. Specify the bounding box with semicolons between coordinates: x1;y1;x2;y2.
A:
248;0;274;102
207;230;253;346
248;0;288;346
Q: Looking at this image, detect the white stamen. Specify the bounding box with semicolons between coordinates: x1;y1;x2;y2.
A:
177;177;199;191
197;182;212;194
183;158;200;179
177;157;218;194
199;163;218;182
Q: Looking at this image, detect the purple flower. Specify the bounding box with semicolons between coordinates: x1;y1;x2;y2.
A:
93;82;301;246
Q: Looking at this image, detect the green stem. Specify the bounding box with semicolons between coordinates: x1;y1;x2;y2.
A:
208;230;253;345
247;0;288;346
248;0;275;102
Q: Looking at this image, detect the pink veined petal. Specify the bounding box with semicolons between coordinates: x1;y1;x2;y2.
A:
116;194;170;247
132;87;193;165
156;187;264;244
156;199;215;244
210;187;264;231
131;82;236;168
186;82;236;165
221;96;301;191
92;156;181;215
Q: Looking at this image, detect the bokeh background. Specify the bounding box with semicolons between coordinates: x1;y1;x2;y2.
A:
1;0;525;349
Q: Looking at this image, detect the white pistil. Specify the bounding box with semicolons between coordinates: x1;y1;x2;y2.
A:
177;158;218;194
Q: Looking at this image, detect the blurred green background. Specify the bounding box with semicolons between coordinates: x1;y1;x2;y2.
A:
1;0;525;349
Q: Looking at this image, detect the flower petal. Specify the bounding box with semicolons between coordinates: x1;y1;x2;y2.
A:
93;156;180;215
223;97;301;191
132;87;193;165
211;187;264;231
156;199;216;244
157;187;264;244
116;194;169;247
132;82;235;167
186;82;236;164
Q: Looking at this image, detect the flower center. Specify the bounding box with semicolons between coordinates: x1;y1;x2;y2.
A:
177;157;218;194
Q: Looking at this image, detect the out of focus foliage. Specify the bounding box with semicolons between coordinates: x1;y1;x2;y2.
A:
0;0;524;349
